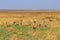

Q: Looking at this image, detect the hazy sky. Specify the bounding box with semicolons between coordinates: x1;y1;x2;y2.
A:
0;0;60;10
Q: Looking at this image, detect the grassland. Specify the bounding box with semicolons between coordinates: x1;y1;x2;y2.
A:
0;11;60;40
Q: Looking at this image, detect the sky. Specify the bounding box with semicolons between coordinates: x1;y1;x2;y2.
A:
0;0;60;10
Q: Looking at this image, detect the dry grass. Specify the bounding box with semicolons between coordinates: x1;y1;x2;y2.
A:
0;11;60;40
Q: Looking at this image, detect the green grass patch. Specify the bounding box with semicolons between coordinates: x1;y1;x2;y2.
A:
0;25;60;40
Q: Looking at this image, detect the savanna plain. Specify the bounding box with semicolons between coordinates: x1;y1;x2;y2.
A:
0;11;60;40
